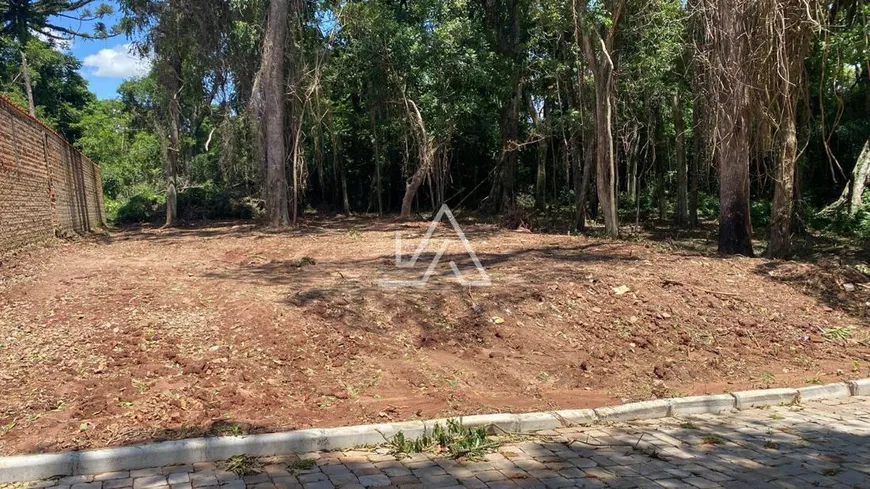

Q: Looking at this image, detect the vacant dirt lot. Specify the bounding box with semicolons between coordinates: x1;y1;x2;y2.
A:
0;217;868;455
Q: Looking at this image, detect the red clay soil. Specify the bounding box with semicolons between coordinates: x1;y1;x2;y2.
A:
0;217;867;455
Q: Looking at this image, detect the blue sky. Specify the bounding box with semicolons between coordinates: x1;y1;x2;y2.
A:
51;3;149;99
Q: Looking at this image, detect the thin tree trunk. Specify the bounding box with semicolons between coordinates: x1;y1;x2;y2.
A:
328;111;350;214
673;91;688;225
579;127;594;231
768;107;798;257
162;49;183;228
567;68;591;232
767;1;811;258
369;109;383;216
594;81;619;236
574;0;621;237
530;96;548;210
499;80;522;210
626;126;638;203
254;0;291;227
822;139;870;216
291;113;304;225
652;117;667;220
166;93;180;227
571;134;584;231
535;138;547;210
401;160;430;219
20;49;35;116
689;96;703;227
400;99;437;219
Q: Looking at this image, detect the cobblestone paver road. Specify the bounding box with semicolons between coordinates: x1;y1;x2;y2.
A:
9;397;870;489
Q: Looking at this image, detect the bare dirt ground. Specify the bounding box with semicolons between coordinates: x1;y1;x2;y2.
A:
0;216;868;456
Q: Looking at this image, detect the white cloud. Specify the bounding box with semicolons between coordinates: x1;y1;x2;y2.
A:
83;44;151;78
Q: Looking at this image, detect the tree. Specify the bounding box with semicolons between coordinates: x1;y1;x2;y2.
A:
699;0;754;256
251;0;292;227
673;90;688;225
0;37;93;140
767;0;816;258
122;0;229;227
481;0;528;213
573;0;623;237
0;0;114;115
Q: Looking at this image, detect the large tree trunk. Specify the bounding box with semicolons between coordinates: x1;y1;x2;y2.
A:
717;108;753;257
481;0;523;213
673;91;688;225
709;0;753;256
255;0;291;227
20;49;35;116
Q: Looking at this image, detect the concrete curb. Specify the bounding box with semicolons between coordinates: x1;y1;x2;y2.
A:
1;379;867;483
731;387;799;410
848;379;870;396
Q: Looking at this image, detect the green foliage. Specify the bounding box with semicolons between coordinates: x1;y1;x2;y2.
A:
176;184;254;221
0;0;866;246
0;1;116;45
821;327;853;343
750;199;772;228
695;193;720;221
810;194;870;239
0;38;94;140
113;188;162;224
387;418;495;459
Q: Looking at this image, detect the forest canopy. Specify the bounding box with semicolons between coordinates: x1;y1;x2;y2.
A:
1;0;868;257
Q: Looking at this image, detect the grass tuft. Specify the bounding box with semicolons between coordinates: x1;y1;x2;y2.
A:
387;418;497;459
223;455;261;476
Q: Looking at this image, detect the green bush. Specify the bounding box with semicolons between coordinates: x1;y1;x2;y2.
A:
817;195;870;239
750;199;772;228
175;184;253;221
104;198;122;223
106;184;255;225
695;192;719;220
115;193;161;223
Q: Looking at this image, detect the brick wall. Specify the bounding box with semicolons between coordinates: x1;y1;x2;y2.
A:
0;96;105;254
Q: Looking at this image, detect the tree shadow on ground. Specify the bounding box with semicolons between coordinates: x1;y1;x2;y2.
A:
107;215;870;327
752;260;869;323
